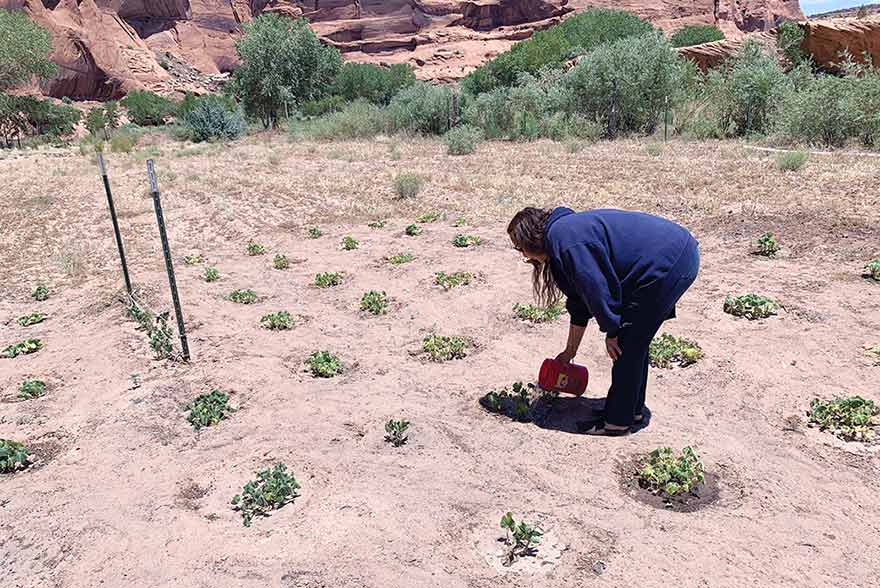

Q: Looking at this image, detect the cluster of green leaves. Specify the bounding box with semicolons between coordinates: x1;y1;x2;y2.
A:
180;94;247;142
184;254;204;265
148;313;174;359
723;294;780;320
513;303;562;323
260;311;293;330
17;312;47;327
315;272;342;288
273;254;289;270
360;291;389;315
18;379;47;400
0;11;56;91
417;212;441;223
85;102;121;139
669;25;724;48
865;259;880;281
186;389;235;430
435;271;472;289
341;236;359;251
393;173;425;199
480;382;541;422
808;397;879;442
387;82;455;135
308;227;323;239
0;439;30;474
754;232;781;257
452;234;482;248
306;351;342;378
331;62;416;106
384;419;410;447
422;335;470;362
121;91;177;127
638;446;705;497
387;253;415;265
229;289;258;304
231;463;300;527
204;267;220;282
649;333;704;368
246;241;266;256
2;338;42;359
32;284;49;301
1;95;80;147
776;21;806;66
500;512;543;565
405;224;423;236
368;219;387;229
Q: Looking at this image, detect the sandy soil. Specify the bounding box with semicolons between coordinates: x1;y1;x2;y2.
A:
1;134;879;588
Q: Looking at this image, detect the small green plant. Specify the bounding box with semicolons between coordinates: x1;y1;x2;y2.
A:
260;311;293;330
149;313;174;359
0;440;30;474
18;379;47;400
307;227;323;239
422;334;470;362
186;389;235;430
500;512;543;566
273;254;290;270
638;446;705;497
479;382;556;422
393;172;425;198
405;224;422;236
183;254;204;265
444;124;483;155
808;397;879;442
649;333;704;368
453;217;467;227
315;272;342;287
16;312;47;327
723;294;780;319
2;339;42;359
387;253;415;265
452;234;482;248
246;241;266;256
435;271;472;289
341;236;359;251
204;267;220;282
368;219;387;229
417;212;441;223
229;289;258;304
384;419;410;447
306;351;343;378
864;259;880;281
360;291;389;315
754;232;780;257
776;151;808;172
513;303;562;323
32;284;49;301
231;463;300;527
645;143;663;157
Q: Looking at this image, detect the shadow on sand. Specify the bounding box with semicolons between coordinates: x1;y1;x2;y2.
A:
532;395;652;434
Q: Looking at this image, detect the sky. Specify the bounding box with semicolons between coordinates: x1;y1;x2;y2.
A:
800;0;873;15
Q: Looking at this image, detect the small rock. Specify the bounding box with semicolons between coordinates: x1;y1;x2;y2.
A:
592;560;607;575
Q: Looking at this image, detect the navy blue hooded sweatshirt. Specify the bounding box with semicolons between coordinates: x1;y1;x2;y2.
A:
544;208;694;338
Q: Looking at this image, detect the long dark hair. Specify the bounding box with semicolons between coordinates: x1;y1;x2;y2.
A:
507;207;561;307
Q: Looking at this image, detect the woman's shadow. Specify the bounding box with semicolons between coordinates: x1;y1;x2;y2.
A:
532;395;652;434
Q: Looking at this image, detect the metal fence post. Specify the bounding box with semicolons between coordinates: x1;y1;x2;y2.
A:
146;160;191;361
97;152;132;297
664;96;669;143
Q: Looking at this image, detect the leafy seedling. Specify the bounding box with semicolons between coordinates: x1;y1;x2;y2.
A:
479;382;556;423
360;291;389;315
18;379;47;400
513;303;562;323
183;254;204;265
808;396;879;442
387;253;415;265
393;172;425;198
32;284;49;301
417;212;440;223
260;311;293;330
753;232;780;257
2;339;42;359
231;463;300;527
422;335;470;362
186;389;235;430
384;419;410;447
723;294;779;319
649;333;703;368
307;227;323;239
0;440;30;474
246;241;266;256
405;224;422;236
638;446;705;498
149;313;174;359
452;234;482;248
204;267;220;282
315;272;342;288
341;236;359;251
306;351;342;378
500;512;543;566
435;271;472;289
17;313;47;327
453;217;466;227
865;259;880;282
273;254;289;270
229;289;258;304
368;219;387;229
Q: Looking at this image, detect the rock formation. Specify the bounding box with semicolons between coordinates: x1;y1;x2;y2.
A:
800;17;880;70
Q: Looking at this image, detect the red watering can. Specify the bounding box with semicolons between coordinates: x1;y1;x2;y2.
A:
538;358;589;396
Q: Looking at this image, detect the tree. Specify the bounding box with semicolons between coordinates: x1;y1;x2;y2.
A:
231;14;342;128
857;5;869;18
670;25;724;48
0;11;57;91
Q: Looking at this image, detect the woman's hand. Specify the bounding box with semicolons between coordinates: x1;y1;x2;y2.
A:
555;349;575;365
605;336;622;361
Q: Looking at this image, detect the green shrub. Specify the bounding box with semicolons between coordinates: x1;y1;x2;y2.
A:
393;173;425;198
417;212;440;223
513;303;562;323
246;241;266;255
670;25;724;48
452;234;481;248
387;253;415;265
405;224;422;236
808;396;878;442
368;219;387;229
260;311;293;330
0;11;57;91
181;95;247;142
723;294;779;319
17;312;46;327
444;124;483;155
384;419;410;447
754;232;781;257
18;379;47;400
273;254;289;270
341;236;359;251
776;21;806;66
775;74;860;147
0;439;30;474
121;91;177;126
229;289;258;304
480;381;556;422
435;271;472;289
306;351;342;377
648;333;703;368
148;313;174;359
186;389;235;430
776;151;808;171
294;100;388;141
422;334;470;362
204;267;220;282
331;62;416;105
500;512;543;565
33;284;49;302
387;82;454;135
307;227;322;239
360;290;389;315
0;95;80;142
232;463;300;527
2;339;42;358
184;254;204;265
300;94;345;117
315;272;342;287
865;259;880;281
638;446;705;497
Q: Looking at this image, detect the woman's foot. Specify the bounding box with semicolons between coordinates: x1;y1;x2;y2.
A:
576;418;630;436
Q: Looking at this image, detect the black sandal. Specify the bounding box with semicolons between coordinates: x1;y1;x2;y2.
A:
576;418;630;436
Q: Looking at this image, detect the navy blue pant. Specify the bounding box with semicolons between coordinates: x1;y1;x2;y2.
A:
605;237;700;427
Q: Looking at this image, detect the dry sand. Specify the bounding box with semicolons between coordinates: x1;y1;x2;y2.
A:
1;135;879;587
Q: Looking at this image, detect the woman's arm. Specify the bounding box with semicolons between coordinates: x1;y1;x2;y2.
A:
557;323;586;364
